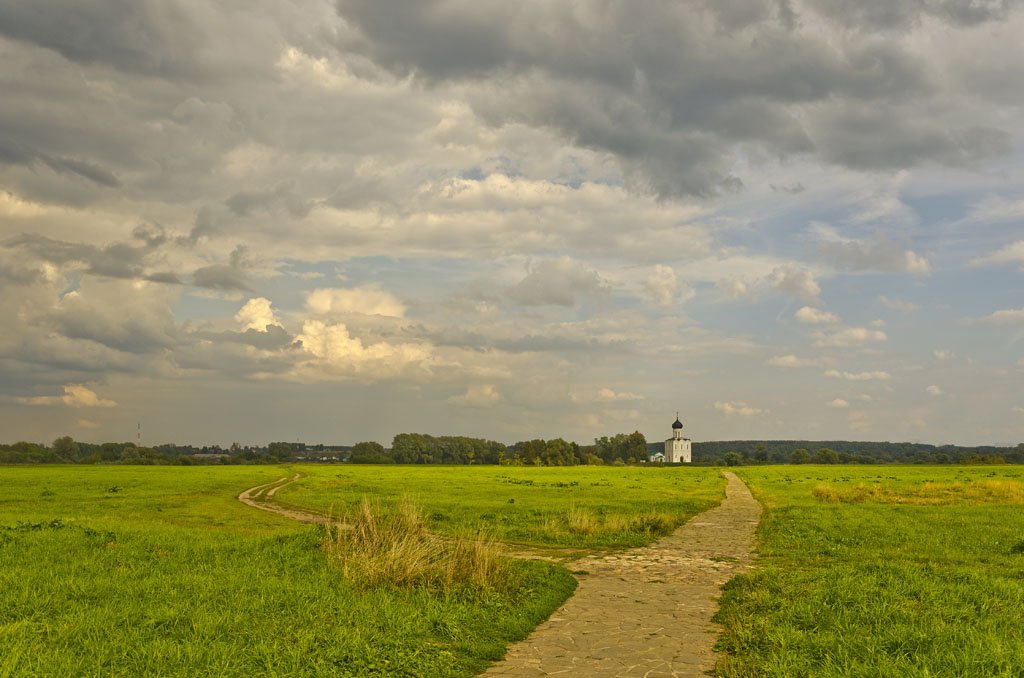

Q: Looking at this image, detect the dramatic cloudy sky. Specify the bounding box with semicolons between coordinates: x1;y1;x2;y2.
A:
2;0;1023;447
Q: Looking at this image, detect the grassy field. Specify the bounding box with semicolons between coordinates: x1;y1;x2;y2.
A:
715;466;1024;677
0;464;722;676
274;465;725;551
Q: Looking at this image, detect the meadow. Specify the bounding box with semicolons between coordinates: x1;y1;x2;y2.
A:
274;464;725;552
0;464;723;676
715;465;1024;677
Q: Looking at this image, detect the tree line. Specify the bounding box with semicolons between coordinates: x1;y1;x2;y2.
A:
350;431;649;466
0;438;340;465
2;434;1022;466
687;440;1024;466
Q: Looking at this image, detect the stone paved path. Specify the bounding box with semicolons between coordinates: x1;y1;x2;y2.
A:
483;471;762;677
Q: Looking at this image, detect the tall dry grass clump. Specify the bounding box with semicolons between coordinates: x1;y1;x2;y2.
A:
322;495;509;593
566;505;598;535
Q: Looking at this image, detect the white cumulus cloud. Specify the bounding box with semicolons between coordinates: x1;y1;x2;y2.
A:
718;266;820;304
717;277;750;300
645;264;693;308
597;387;644;402
814;327;888;348
766;354;830;368
571;387;645;403
769;267;821;303
926;385;944;396
824;370;892;381
714;400;765;417
306;286;406;318
17;384;117;408
971;240;1024;270
817;235;931;275
828;398;849;408
963;308;1024;325
295;320;432;378
507;256;608;307
795;306;840;325
879;295;920;312
449;384;502;406
235;297;280;331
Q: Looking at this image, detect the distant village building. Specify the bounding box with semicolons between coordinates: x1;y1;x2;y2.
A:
650;414;692;463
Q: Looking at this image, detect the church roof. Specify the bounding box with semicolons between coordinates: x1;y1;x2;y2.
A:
672;416;683;429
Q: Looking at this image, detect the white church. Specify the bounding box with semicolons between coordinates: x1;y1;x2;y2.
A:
649;414;692;463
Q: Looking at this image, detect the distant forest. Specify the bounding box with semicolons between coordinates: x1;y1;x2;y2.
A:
2;433;1022;466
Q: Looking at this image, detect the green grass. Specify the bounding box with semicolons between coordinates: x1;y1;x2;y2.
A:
714;466;1024;677
0;464;722;676
275;464;725;550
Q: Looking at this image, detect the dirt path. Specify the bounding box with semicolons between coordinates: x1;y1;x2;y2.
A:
237;474;333;524
483;471;762;677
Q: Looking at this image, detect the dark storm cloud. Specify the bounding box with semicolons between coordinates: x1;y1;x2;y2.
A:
811;109;1013;170
3;232;163;281
54;300;179;354
0;138;120;187
190;265;251;291
0;0;204;78
0;251;46;285
805;0;1019;30
334;0;1016;198
145;271;184;284
0;230;248;290
4;234;143;279
190;246;254;292
226;182;313;219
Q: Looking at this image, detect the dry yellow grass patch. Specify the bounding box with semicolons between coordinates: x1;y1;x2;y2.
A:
541;507;676;539
812;479;1024;505
322;495;509;592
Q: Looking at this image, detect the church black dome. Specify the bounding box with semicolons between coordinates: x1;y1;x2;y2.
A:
672;417;683;429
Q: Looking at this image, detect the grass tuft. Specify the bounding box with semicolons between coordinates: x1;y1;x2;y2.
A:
565;505;598;535
322;495;510;594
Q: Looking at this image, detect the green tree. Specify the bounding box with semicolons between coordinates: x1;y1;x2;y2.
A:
594;432;647;464
791;448;810;464
543;438;576;466
815;447;839;464
624;431;648;463
267;442;292;460
52;436;78;461
513;439;546;465
349;441;393;464
723;451;742;467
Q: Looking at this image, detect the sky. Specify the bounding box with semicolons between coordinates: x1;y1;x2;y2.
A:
1;0;1023;448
